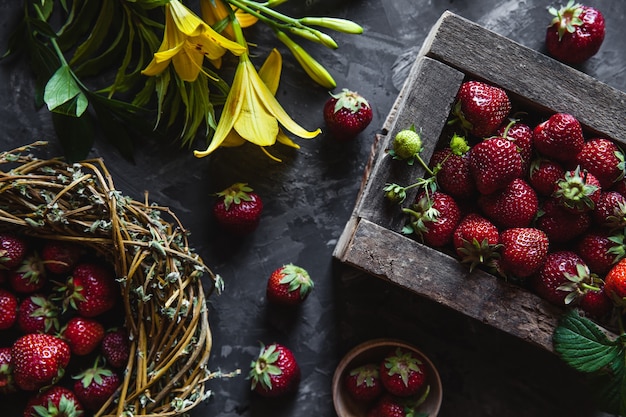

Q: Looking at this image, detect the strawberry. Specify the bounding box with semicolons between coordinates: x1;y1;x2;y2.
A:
403;191;461;247
530;251;591;306
379;347;427;397
576;138;625;189
468;136;523;195
576;232;623;276
478;178;538;229
0;233;28;269
537;198;590;243
529;158;565;197
101;328;130;369
12;333;70;391
452;81;511;138
9;253;47;294
545;1;605;65
63;316;105;356
368;394;412;417
592;191;626;230
453;213;500;272
390;127;423;164
499;228;549;279
553;167;601;213
249;342;300;397
0;347;16;394
323;88;373;140
73;359;121;411
429;134;476;200
496;119;534;175
533;113;584;165
23;386;84;417
17;294;60;334
41;240;82;275
266;263;314;306
213;183;263;235
57;262;118;317
604;258;626;302
579;285;613;320
344;363;383;403
0;288;18;330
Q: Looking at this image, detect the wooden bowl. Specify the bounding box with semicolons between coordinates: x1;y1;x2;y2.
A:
332;338;443;417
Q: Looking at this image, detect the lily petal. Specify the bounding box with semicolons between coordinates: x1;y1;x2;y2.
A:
258;48;282;95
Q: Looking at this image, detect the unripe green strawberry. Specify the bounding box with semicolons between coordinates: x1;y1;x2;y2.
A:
391;128;422;162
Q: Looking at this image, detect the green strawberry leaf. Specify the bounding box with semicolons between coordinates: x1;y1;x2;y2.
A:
553;310;623;373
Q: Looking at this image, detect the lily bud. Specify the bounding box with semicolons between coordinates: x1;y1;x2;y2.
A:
276;31;336;89
300;17;364;34
287;27;338;49
267;0;288;6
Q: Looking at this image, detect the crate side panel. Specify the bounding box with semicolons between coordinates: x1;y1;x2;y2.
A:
341;218;565;352
420;11;626;141
353;56;465;232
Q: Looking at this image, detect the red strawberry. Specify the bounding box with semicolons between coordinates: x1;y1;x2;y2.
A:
344;363;383;403
429;134;476;200
213;183;263;235
529;158;565;197
11;333;70;391
379;347;427;397
0;347;16;394
453;213;500;272
57;262;118;317
468;136;523;195
369;394;412;417
478;178;538;229
403;191;461;247
73;360;121;411
0;288;18;330
576;232;623;276
101;328;130;369
533;113;584;165
576;138;625;189
604;258;626;302
592;191;626;230
545;1;605;64
496;119;534;175
0;233;28;269
17;294;60;334
63;316;105;356
579;285;613;319
41;240;82;275
537;198;590;243
531;251;592;306
23;386;84;417
266;264;314;306
9;253;47;294
553;167;601;212
499;228;549;279
452;81;511;138
249;342;300;397
323;88;373;140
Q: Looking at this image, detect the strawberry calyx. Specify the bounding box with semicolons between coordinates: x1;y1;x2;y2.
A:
548;0;584;41
16;253;46;285
553;166;600;212
215;183;254;211
557;263;598;305
349;363;380;388
28;295;61;333
457;237;502;273
448;133;470;156
52;277;86;313
402;189;440;237
73;357;114;389
31;393;83;417
278;264;314;299
382;348;423;387
329;88;370;115
249;343;282;391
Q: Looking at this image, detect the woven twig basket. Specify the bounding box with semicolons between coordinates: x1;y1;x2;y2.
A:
0;142;218;416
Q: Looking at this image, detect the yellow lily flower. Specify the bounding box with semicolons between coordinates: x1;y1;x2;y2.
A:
201;0;258;41
194;48;320;161
142;0;246;82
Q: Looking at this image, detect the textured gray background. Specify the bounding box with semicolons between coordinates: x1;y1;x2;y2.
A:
0;0;625;416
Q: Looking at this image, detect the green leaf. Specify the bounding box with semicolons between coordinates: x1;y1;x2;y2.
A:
51;112;95;162
553;310;623;373
57;0;100;51
69;0;115;67
44;65;88;116
584;358;626;415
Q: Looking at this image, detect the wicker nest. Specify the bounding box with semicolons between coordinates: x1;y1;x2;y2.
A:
0;142;219;416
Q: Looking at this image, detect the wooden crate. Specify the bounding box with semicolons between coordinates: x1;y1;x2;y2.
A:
333;11;626;352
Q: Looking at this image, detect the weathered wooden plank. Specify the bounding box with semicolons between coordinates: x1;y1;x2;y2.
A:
340;218;565;352
419;11;626;142
352;56;464;232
